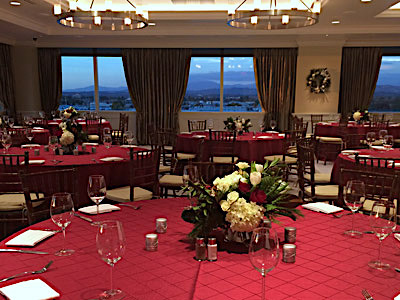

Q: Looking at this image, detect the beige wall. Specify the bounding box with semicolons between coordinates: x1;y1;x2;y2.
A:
294;45;343;114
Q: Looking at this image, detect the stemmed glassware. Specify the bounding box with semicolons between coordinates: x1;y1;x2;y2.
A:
343;180;365;237
368;201;397;270
26;128;34;143
378;130;388;143
103;134;112;149
123;131;134;145
258;120;264;132
269;120;277;131
383;135;394;150
8;118;14;128
366;132;376;148
249;227;280;300
88;175;106;225
96;220;126;300
49;136;59;163
183;165;199;207
50;193;75;256
1;133;12;153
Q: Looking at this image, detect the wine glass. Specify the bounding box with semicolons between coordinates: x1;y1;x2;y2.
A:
88;175;106;225
48;136;59;163
208;119;214;130
1;133;12;153
249;227;280;300
3;115;9;126
103;134;112;149
368;201;396;270
378;130;388;143
8;118;14;128
50;193;75;256
96;220;126;300
366;132;376;148
383;135;394;150
183;165;199;207
26;128;34;143
269;120;277;131
343;180;365;237
123;131;134;145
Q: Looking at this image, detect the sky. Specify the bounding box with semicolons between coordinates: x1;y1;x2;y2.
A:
376;56;400;86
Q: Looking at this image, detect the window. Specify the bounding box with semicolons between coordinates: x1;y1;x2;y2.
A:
60;56;133;111
370;56;400;112
182;57;261;112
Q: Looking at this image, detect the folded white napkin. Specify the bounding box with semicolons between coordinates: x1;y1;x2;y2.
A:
265;131;279;133
302;202;343;214
6;230;55;247
371;146;385;151
318;122;330;125
278;133;285;137
33;127;43;130
101;119;107;123
394;233;400;243
341;150;359;155
257;136;272;139
0;278;60;300
82;142;99;146
12;126;24;129
31;130;44;133
99;157;124;162
193;135;206;138
78;204;121;214
395;294;400;300
120;145;137;148
21;160;45;165
21;144;40;148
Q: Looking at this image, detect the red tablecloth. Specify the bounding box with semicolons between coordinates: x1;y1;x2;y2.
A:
45;119;112;137
176;132;285;163
8;128;50;145
315;122;400;138
331;148;400;184
5;145;145;207
0;198;398;300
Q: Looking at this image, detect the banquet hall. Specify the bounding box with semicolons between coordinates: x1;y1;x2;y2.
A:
0;0;399;299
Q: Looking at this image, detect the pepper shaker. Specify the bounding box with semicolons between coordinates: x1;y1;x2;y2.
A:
195;237;206;261
207;238;217;262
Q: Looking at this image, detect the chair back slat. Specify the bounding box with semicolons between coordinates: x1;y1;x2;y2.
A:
190;162;235;184
208;130;236;163
188;120;206;132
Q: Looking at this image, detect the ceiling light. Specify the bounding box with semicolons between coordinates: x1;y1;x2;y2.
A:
361;0;372;2
331;20;340;24
227;0;320;30
9;1;21;6
55;0;149;31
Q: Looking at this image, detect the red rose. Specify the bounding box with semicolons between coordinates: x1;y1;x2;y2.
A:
238;182;251;193
250;189;266;204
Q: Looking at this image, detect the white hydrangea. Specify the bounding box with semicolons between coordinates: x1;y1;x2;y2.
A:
225;198;265;232
353;111;361;121
60;130;75;146
59;122;67;130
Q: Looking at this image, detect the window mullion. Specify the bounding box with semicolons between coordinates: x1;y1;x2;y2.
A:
220;57;224;112
93;56;99;112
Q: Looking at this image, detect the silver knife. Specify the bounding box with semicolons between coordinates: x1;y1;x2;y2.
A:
0;249;49;254
74;213;93;223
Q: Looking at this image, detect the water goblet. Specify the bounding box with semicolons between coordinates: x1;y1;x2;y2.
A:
368;201;396;270
50;193;75;256
123;131;134;145
103;134;112;149
183;165;199;207
88;175;106;225
383;135;394;150
26;128;34;143
96;220;126;300
49;136;59;163
269;120;277;131
343;180;365;237
1;134;12;153
379;130;388;143
366;132;376;148
249;227;280;300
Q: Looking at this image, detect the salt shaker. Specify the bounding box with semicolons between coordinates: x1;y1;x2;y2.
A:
145;233;158;251
155;218;167;233
207;238;217;262
285;227;296;243
195;237;206;261
282;244;296;263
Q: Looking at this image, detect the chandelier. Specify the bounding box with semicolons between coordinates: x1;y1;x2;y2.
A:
53;0;149;30
227;0;321;30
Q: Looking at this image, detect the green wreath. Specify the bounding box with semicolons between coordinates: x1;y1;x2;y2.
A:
306;68;331;94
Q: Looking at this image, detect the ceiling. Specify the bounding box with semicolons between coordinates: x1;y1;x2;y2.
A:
0;0;400;47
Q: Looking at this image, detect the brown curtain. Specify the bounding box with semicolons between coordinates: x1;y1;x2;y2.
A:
253;48;298;131
339;47;382;116
122;48;191;144
0;43;16;117
37;48;62;117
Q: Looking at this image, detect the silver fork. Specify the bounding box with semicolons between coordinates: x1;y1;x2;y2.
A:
332;212;353;218
0;261;53;283
118;203;141;210
362;289;374;300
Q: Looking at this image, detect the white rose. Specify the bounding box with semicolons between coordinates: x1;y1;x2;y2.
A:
63;112;72;119
353;111;361;121
242;118;245;123
250;172;262;186
60;130;75;146
213;177;221;186
219;200;230;212
236;123;242;130
255;164;264;173
236;162;249;169
227;191;239;204
59;122;67;130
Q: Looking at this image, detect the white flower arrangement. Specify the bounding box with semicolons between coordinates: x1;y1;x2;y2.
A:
60;130;75;146
224;116;252;134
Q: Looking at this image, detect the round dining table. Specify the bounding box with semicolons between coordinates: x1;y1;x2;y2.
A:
0;197;398;300
6;144;144;207
7;127;51;145
315;122;400;139
331;148;400;184
45;119;112;137
175;131;285;163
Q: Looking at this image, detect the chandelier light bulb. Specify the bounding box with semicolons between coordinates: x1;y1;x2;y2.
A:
69;1;77;11
250;15;258;24
105;0;112;10
53;4;62;15
312;0;321;14
124;17;132;25
282;14;289;24
94;15;102;25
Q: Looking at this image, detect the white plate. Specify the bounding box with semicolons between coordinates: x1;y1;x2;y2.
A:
120;145;138;148
5;230;55;247
33;127;43;130
278;133;285;137
341;150;358;155
21;144;40;148
193;135;206;138
257;136;272;139
21;160;45;165
371;146;385;151
78;204;121;214
99;157;124;162
82;142;99;146
265;131;279;134
11;126;24;129
31;130;44;133
395;233;400;243
0;279;60;300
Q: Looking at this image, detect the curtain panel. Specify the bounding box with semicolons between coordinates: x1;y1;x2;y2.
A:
122;48;191;144
339;47;382;116
253;48;298;131
0;43;16;116
37;48;62;117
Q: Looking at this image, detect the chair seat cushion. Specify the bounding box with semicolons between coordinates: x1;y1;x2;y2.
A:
176;153;196;160
264;155;297;165
0;193;44;211
88;135;100;141
304;173;331;184
159;165;171;173
394;139;400;143
164;146;173;151
212;157;239;163
318;137;343;143
159;175;183;187
107;187;153;202
304;185;339;200
362;199;397;212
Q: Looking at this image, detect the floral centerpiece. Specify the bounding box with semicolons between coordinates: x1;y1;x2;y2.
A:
181;160;302;245
224;116;252;135
59;106;87;153
351;109;369;123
